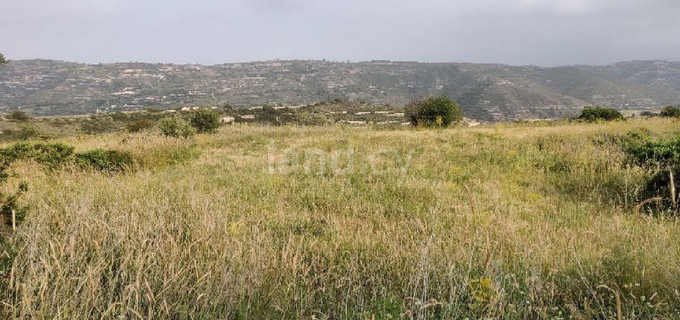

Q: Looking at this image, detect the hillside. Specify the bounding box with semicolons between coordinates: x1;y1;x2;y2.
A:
2;59;680;121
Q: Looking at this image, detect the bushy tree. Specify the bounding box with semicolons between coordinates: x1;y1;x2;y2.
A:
660;105;680;118
158;117;195;138
0;53;6;66
405;96;463;127
578;106;623;122
189;108;221;134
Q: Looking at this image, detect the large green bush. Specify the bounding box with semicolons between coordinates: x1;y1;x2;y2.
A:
76;149;135;173
189;108;221;134
158;117;195;138
405;96;463;127
578;106;623;122
0;142;136;174
0;142;75;171
660;105;680;118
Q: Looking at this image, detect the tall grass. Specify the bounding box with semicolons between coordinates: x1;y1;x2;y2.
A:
1;119;680;319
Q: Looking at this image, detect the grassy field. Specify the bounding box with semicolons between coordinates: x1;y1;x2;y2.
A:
1;119;679;319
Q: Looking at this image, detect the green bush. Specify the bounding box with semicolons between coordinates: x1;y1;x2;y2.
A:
189;108;221;134
76;149;135;173
578;106;623;122
158;117;195;138
626;136;680;168
405;96;463;127
0;142;137;174
0;125;43;141
660;105;680;118
5;111;31;122
0;142;75;170
126;119;156;133
625;135;680;213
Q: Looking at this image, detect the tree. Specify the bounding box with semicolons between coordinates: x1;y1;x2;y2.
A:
0;53;6;66
578;106;623;122
405;96;463;127
158;117;195;138
189;108;221;134
660;105;680;118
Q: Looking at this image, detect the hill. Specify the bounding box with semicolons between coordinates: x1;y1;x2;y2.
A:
2;59;680;121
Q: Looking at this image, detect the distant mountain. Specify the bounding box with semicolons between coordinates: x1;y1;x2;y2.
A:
2;59;680;121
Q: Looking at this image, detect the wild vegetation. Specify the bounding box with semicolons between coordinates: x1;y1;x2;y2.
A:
0;117;679;319
660;105;680;118
578;106;624;122
3;59;680;121
405;96;463;127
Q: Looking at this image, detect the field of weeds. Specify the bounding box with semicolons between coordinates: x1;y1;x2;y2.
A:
1;119;679;319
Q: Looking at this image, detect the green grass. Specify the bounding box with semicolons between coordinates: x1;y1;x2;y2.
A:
1;118;680;319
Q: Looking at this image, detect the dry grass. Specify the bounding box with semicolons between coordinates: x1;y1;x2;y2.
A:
1;118;680;319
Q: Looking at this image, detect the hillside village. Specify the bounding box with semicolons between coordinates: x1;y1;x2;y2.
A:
2;59;680;121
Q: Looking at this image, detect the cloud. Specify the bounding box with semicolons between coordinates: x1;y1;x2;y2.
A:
1;0;679;65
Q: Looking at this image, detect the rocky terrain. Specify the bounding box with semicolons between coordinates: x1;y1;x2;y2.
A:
1;59;680;121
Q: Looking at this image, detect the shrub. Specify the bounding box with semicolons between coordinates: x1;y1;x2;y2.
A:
660;105;680;118
0;182;29;228
626;136;680;168
6;111;31;122
405;96;463;127
578;106;623;122
126;119;156;133
189;108;221;134
0;142;137;174
625;135;680;213
0;125;43;141
76;149;135;173
158;117;195;138
0;142;75;170
80;118;118;134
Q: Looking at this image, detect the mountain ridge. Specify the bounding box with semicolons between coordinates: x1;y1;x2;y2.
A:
2;59;679;121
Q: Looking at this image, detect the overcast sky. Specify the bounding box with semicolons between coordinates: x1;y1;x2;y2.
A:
1;0;679;66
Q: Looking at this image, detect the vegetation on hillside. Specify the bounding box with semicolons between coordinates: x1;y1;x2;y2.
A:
578;106;624;121
405;96;464;127
660;105;680;118
189;108;221;133
3;59;680;120
0;119;679;318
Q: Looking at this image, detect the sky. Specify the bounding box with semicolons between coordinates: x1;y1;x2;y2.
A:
1;0;680;66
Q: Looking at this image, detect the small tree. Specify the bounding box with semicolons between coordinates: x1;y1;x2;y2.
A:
578;106;623;122
0;53;6;66
158;117;195;138
406;96;463;127
189;108;221;134
660;105;680;118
